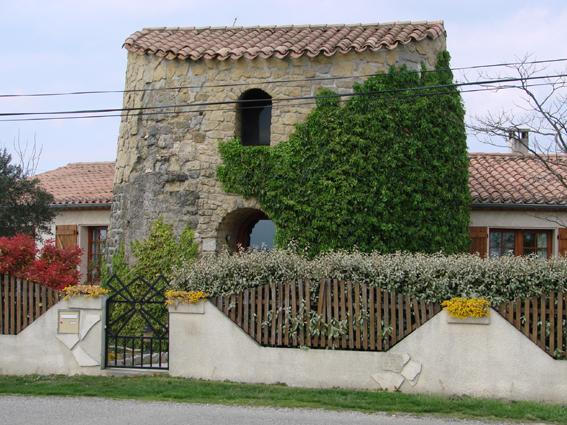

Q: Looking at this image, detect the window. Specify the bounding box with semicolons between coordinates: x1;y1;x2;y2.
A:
489;229;552;258
87;226;107;283
249;219;276;250
237;89;272;146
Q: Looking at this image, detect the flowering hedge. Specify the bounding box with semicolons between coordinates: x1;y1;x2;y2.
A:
171;249;567;304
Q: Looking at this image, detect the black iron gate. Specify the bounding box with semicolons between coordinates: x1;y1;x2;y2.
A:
104;275;169;370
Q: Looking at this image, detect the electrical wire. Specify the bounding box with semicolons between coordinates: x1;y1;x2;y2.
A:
0;73;565;120
0;80;558;123
0;57;566;99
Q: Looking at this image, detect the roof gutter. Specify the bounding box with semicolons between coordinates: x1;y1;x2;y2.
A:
50;203;111;210
472;203;567;212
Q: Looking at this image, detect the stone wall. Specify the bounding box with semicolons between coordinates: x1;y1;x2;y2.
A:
109;36;446;257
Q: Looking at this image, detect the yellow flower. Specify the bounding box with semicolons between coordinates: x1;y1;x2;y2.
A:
63;285;109;299
165;290;207;305
442;297;490;319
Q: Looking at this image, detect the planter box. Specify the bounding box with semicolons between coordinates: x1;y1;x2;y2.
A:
66;295;105;310
168;301;206;314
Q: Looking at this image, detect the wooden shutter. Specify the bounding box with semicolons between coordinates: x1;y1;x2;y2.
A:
558;228;567;257
55;225;78;249
469;226;488;258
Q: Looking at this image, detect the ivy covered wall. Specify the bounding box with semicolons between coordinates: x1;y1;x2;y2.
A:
218;52;470;255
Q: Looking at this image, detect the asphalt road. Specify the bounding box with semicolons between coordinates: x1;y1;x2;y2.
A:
0;396;536;425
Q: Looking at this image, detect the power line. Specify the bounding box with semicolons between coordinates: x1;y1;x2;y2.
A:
0;57;566;99
0;73;565;119
0;81;556;123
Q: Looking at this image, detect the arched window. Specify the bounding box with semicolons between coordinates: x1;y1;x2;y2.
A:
217;208;276;251
237;89;272;146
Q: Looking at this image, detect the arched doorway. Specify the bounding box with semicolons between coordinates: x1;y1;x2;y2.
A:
217;208;276;251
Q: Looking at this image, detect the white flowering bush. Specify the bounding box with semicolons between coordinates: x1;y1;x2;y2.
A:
171;249;567;304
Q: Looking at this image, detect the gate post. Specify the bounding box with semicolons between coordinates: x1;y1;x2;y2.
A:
56;295;106;370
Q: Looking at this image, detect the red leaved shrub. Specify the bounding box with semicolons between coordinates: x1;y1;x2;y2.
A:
0;234;37;277
0;234;81;290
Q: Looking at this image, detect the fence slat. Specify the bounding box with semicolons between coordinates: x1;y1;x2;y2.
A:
540;295;546;350
390;290;397;345
270;283;277;346
290;281;297;346
283;282;290;346
9;276;16;334
339;280;346;349
249;287;255;340
550;292;555;354
325;279;332;348
347;283;354;349
305;280;311;348
332;279;339;349
297;280;304;346
354;282;361;350
361;284;368;350
263;284;270;345
383;290;390;350
377;289;383;351
558;293;564;355
369;286;375;350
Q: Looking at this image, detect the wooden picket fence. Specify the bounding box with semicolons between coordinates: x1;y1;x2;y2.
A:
0;274;62;335
497;291;567;359
211;279;441;351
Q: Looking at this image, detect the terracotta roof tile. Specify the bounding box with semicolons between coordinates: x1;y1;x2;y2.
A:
123;22;445;61
35;154;567;209
469;153;567;206
35;162;115;207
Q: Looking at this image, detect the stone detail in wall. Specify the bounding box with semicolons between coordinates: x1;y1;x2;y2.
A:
55;303;102;367
372;353;423;390
108;37;446;258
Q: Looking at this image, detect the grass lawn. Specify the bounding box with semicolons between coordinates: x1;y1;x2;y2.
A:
0;374;566;424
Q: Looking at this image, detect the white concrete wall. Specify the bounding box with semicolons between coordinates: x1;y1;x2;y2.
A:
0;296;106;375
41;209;111;283
169;302;567;402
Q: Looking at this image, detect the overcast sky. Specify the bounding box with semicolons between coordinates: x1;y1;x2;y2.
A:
1;0;566;172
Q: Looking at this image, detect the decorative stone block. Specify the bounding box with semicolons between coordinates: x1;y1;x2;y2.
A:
382;353;410;372
371;371;405;391
401;360;422;385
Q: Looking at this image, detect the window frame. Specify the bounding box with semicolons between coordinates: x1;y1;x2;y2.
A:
488;228;553;258
87;226;108;284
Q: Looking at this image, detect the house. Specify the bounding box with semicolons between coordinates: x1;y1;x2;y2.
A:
35;162;114;283
469;149;567;258
109;22;448;257
35;143;567;267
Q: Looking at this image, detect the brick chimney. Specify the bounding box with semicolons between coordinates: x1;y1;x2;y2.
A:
508;129;530;154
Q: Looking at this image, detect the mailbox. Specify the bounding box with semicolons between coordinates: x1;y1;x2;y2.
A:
57;310;80;334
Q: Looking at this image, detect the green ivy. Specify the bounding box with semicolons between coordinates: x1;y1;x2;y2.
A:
218;51;470;255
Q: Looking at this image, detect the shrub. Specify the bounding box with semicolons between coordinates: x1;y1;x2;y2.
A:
171;249;567;304
26;240;81;290
0;234;81;290
0;233;37;277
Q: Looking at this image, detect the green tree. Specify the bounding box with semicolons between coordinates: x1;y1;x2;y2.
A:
218;51;470;255
0;148;54;237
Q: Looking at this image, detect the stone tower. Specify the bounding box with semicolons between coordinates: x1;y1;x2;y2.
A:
109;22;446;258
